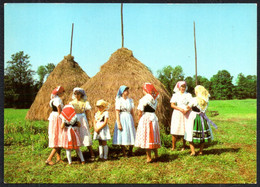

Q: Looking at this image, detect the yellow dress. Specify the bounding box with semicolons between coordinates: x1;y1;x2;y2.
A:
70;99;92;146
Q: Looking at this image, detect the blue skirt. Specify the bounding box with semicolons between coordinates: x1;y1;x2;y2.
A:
113;112;136;145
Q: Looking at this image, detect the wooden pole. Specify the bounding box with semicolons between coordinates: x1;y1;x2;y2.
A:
121;3;124;48
193;21;198;86
70;23;74;56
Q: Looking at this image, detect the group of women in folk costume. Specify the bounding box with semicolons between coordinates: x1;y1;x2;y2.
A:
170;81;217;155
45;81;217;165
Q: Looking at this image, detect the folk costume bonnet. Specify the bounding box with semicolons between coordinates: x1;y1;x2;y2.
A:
141;83;159;110
115;85;129;100
95;99;110;121
173;81;187;93
49;86;64;107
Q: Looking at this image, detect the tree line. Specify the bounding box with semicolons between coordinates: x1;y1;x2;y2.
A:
4;51;256;108
157;65;256;100
4;51;55;108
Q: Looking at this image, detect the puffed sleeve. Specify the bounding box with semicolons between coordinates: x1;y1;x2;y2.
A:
53;97;62;107
115;98;121;110
104;111;109;119
188;97;197;108
170;94;177;103
137;98;145;111
85;101;92;110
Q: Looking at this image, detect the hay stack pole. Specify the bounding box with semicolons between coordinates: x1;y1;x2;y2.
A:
194;21;198;85
70;23;75;68
121;3;124;48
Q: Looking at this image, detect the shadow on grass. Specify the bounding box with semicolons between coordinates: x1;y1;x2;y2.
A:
157;153;179;162
202;148;240;155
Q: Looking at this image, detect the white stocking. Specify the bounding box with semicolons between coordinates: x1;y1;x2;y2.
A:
99;145;104;159
103;145;108;159
76;149;85;162
66;149;72;164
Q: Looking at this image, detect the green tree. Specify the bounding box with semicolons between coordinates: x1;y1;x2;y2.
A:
37;65;47;86
196;75;210;91
210;70;234;100
36;63;55;88
45;63;55;77
157;65;184;95
5;51;36;108
235;73;257;99
185;76;195;95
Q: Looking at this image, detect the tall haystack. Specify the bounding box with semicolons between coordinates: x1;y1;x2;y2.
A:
26;54;90;121
80;48;172;129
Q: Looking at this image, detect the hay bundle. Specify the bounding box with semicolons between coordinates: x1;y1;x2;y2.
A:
80;48;172;129
26;54;90;121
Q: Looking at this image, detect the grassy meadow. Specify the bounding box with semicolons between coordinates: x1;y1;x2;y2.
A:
4;99;256;184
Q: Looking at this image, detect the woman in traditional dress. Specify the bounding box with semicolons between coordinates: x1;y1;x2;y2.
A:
184;85;217;155
113;85;136;157
45;86;65;165
60;105;85;165
69;87;95;161
135;83;161;163
170;81;192;151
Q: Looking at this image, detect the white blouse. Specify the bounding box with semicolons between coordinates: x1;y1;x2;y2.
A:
170;92;192;109
115;97;134;113
50;96;64;109
95;111;109;121
137;94;158;111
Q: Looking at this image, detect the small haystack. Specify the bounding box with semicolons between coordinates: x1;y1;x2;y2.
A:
26;55;90;121
80;48;172;129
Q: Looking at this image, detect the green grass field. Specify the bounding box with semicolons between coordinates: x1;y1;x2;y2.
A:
4;99;256;183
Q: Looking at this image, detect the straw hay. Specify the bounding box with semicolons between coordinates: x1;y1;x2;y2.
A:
79;48;172;130
26;54;90;121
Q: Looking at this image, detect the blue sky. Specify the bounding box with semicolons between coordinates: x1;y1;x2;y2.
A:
4;3;257;84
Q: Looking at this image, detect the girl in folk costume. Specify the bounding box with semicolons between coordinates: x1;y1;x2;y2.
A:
60;105;85;165
113;85;136;157
170;81;192;151
135;83;161;163
45;86;65;165
184;85;217;155
93;100;111;161
69;87;95;161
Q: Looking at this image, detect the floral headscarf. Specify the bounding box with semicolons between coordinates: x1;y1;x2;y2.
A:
173;81;187;93
143;83;159;100
72;87;87;101
50;86;65;99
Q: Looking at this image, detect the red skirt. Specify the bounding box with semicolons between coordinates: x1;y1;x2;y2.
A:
61;127;82;150
135;112;161;149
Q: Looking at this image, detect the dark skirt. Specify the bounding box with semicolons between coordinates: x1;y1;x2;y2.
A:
192;114;213;144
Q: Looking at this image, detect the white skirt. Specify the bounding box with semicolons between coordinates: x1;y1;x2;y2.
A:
170;109;190;136
48;112;63;148
77;113;93;146
135;112;161;149
93;121;111;141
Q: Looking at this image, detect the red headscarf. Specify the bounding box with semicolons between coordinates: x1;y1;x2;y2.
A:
61;105;76;122
143;83;159;99
52;86;65;96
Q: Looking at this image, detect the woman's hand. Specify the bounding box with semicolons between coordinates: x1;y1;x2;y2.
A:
117;121;123;131
95;127;100;134
61;122;65;129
